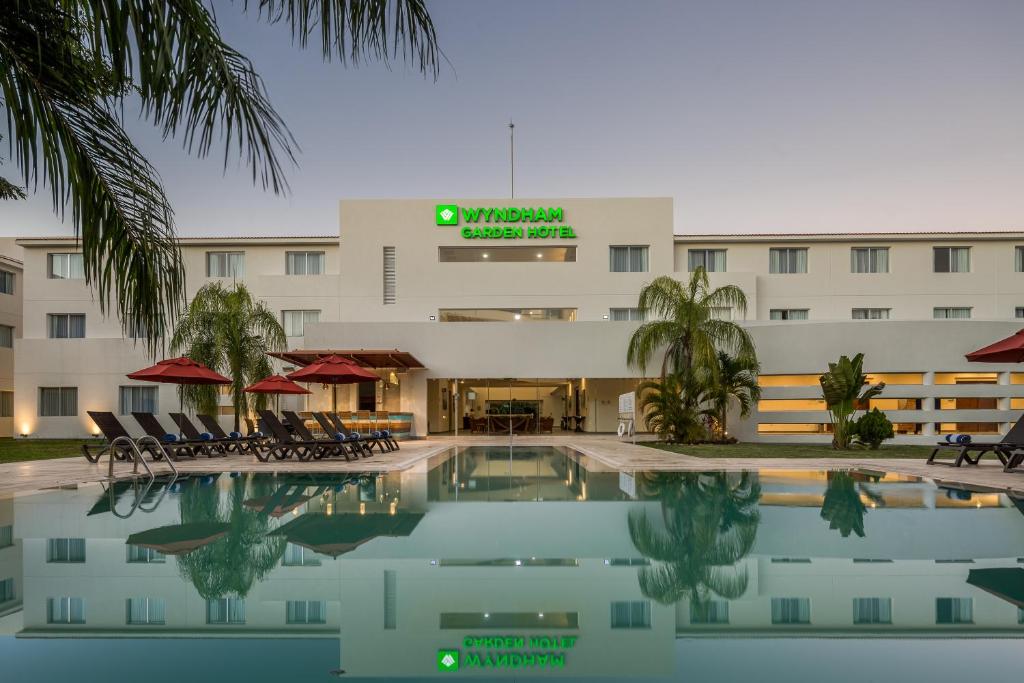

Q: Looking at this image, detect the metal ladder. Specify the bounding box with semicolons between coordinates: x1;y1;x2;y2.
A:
107;436;179;479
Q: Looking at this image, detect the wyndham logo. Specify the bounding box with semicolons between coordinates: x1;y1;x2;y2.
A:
437;649;460;672
436;204;459;226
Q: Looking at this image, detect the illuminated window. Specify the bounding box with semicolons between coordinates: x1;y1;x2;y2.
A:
439;246;576;262
440;612;578;629
758;375;820;387
937;398;997;410
757;423;832;434
935;422;1001;434
758;399;827;412
438;308;577;323
864;373;924;385
868;398;920;410
933;372;998;385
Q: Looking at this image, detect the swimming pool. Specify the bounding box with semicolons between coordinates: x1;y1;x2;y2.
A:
2;445;1024;681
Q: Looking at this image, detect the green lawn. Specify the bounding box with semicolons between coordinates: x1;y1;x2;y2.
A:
643;441;934;459
0;438;98;464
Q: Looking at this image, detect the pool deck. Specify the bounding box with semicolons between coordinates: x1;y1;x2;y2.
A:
2;435;1024;496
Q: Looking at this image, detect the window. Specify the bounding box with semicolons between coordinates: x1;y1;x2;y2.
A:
853;598;892;625
287;600;326;625
384;570;397;630
126;321;149;340
610;600;651;629
688;249;726;272
439;246;576;262
438;308;577;323
286;251;325;275
47;313;86;339
1016;307;1024;319
47;253;84;279
0;324;11;348
126;598;166;625
282;310;321;337
690;599;729;625
0;578;13;603
610;246;649;273
440;612;579;629
1017;246;1024;273
47;597;84;624
936;598;973;624
934;247;970;273
282;543;321;567
206;598;245;624
0;269;14;294
852;308;890;320
711;306;733;321
0;525;12;548
1;391;14;418
39;387;77;417
769;248;808;274
769;309;808;321
206;251;244;278
118;386;158;416
934;307;971;319
771;598;810;624
609;308;644;321
47;538;85;563
383;246;396;304
850;247;889;273
126;545;165;563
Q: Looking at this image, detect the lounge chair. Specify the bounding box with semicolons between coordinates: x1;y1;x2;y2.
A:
131;412;214;459
254;410;326;462
170;413;231;454
84;411;185;463
927;415;1024;467
282;411;359;461
337;410;398;451
196;414;266;453
328;411;393;453
312;412;372;459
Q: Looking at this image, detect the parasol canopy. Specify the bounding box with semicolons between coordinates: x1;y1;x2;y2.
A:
125;521;230;555
286;354;378;384
965;330;1024;364
269;512;424;558
244;374;311;395
966;567;1024;608
127;357;231;385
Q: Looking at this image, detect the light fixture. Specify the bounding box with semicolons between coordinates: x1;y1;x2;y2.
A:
484;613;490;618
536;253;543;258
482;253;489;259
429;315;436;321
514;559;522;566
514;313;521;320
602;314;609;320
538;613;544;619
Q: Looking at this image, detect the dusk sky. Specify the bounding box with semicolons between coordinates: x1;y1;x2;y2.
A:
2;0;1022;237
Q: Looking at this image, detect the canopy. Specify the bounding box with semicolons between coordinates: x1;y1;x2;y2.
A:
965;329;1024;363
125;521;230;555
966;567;1024;608
286;354;378;385
269;512;424;558
127;357;231;385
244;374;311;395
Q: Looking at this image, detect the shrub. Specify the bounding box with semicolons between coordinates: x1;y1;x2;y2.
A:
854;409;894;449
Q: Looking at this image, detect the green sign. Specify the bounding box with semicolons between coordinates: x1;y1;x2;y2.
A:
435;204;577;240
437;635;578;673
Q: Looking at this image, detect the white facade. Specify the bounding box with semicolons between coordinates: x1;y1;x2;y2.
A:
10;198;1024;442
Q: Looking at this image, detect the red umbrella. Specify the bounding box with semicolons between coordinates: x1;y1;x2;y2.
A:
286;354;378;413
244;374;311;415
965;330;1024;363
127;357;231;436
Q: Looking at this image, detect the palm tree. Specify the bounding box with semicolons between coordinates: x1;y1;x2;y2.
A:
176;475;288;599
627;269;756;384
1;1;439;349
637;373;714;443
819;353;885;449
629;472;761;614
820;471;884;538
170;282;286;431
709;352;761;439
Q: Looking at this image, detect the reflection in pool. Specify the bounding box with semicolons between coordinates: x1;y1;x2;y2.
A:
2;445;1024;681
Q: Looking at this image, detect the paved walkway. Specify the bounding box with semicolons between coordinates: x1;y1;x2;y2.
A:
2;435;1023;496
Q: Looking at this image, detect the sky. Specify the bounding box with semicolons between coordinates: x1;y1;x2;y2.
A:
2;0;1022;238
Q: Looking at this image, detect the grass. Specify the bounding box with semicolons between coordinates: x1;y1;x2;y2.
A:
0;438;97;464
642;441;934;459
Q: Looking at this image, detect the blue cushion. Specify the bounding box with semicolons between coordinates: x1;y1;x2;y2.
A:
162;433;178;443
350;431;361;439
379;429;391;437
229;431;242;439
252;431;264;438
200;432;213;441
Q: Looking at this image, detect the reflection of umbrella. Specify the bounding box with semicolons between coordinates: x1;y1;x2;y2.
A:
126;521;230;555
287;355;377;413
244;374;311;415
966;567;1024;608
269;512;424;558
127;357;231;436
243;493;315;517
966;330;1024;363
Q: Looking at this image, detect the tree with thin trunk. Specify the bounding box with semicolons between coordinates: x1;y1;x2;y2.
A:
1;1;440;350
710;351;761;438
170;282;286;432
627;269;756;383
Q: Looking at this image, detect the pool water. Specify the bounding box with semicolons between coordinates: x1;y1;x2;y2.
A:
2;445;1024;682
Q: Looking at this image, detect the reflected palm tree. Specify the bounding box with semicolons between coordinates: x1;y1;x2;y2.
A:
820;471;884;538
175;475;287;599
629;472;761;616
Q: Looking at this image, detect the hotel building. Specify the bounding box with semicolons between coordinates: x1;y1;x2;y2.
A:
9;197;1024;443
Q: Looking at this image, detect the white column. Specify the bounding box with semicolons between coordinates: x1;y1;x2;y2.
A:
400;372;428;438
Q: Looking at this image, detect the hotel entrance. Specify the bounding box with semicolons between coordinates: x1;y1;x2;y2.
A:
427;378;590;435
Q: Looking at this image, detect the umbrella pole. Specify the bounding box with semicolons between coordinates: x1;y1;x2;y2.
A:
332;385;337;414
